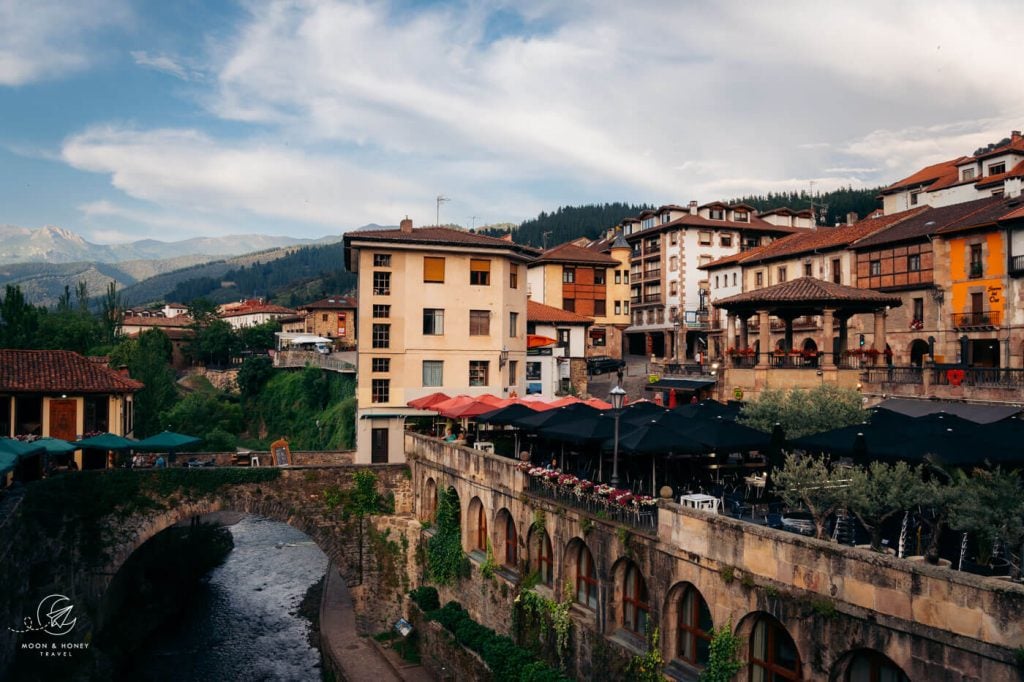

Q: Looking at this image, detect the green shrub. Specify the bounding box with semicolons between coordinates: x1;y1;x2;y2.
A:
409;586;440;612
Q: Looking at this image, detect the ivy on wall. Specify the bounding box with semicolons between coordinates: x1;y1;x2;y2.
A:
426;487;469;585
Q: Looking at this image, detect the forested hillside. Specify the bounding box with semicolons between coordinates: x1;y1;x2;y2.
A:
479;203;651;247
729;186;883;227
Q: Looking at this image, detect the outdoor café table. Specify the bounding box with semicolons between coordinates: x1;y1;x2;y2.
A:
680;493;721;514
744;474;766;499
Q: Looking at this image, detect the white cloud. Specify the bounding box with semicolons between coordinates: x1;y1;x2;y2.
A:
0;0;130;86
130;50;197;81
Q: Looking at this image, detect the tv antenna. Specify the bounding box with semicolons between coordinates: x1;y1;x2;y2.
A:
542;231;552;249
469;215;479;230
436;195;450;226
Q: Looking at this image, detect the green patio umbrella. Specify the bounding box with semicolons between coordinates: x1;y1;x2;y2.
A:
134;431;202;452
32;437;77;455
73;433;138;451
0;438;46;458
0;450;16;476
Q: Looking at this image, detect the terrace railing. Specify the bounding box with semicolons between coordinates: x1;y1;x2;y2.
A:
951;310;1002;329
932;366;1024;389
525;475;657;531
864;366;924;384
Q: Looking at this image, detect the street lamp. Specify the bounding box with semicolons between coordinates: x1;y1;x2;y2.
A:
609;385;626;486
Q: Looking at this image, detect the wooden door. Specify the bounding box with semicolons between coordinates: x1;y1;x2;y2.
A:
371;428;389;463
48;399;77;441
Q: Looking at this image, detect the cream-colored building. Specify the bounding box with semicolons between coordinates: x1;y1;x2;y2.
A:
343;219;537;463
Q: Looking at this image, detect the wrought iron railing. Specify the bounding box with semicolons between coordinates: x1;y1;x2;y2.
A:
525;476;657;531
932;367;1024;388
951;310;1001;328
643;293;663;303
768;354;819;369
1010;254;1024;275
864;366;923;384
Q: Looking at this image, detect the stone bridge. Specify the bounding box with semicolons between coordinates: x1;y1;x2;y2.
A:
407;432;1024;681
0;464;418;676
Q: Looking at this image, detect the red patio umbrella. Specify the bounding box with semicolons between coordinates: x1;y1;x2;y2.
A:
584;397;613;409
667;389;677;409
408;392;452;409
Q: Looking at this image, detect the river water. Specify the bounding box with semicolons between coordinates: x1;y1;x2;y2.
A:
129;516;329;681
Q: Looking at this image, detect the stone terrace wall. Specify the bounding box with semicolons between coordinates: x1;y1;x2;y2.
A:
407;432;1024;681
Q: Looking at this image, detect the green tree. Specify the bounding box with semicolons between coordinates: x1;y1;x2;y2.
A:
700;620;742;682
773;453;847;539
186;297;219;325
740;385;864;439
100;281;123;346
35;307;105;355
237;320;280;353
237;356;275;401
162;392;244;443
949;468;1024;578
0;285;40;348
111;330;179;438
846;461;927;552
186;318;240;366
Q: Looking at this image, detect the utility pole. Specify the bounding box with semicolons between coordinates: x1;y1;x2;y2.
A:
469;216;479;230
436;195;450;226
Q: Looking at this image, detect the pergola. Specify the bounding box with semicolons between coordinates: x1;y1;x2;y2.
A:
712;277;903;367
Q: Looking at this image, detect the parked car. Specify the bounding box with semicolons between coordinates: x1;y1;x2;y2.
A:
586;355;625;375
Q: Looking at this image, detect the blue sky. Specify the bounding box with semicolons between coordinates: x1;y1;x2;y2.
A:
2;0;1023;243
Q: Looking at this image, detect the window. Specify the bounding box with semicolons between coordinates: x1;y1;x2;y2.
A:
424;256;445;283
372;358;390;373
509;264;519;289
469;310;490;335
755;271;764;287
803;262;813;277
641;217;655;229
594;269;606;285
699;231;713;245
709;208;725;220
508;360;518;385
373;271;391;295
721;234;733;247
622;270;629;283
670;231;679;245
832;258;842;284
371;379;390;403
670;306;678;322
469;360;489;386
670;256;678;271
423;308;445;335
594;299;606;316
504;514;517;566
373;253;391;267
526;362;542;381
575;544;598;608
615;270;622;284
623;301;629;314
962;167;976;181
470;259;491;285
563;267;576;283
372;323;390;349
912;298;924;326
422;360;443;387
869;260;881;277
907;254;921;272
373;304;390;318
590;328;606;346
989;162;1006;176
734;211;749;222
749;617;801;681
732;273;737;286
622;563;649;634
509;311;519;337
677;585;713;667
475;503;488;551
563;298;576;312
969;244;983;277
715;275;720;289
321;313;328;322
777;266;787;283
531;530;553;585
614;301;622;315
669;281;678;296
557;328;570;348
844;650;910;682
910;191;920;206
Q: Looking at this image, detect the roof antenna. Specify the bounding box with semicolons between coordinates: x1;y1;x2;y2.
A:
436;195;450;226
542;231;552;249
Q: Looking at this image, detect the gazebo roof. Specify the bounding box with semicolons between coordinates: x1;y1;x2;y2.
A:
713;277;902;314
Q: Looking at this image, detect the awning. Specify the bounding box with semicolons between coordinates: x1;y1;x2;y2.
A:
286;334;332;345
644;378;717;392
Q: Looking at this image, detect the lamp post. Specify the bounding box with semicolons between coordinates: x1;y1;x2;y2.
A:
610;385;626;486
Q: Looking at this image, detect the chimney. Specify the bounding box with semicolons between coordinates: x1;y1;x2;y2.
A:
1005;177;1023;199
688;200;698;215
846;211;859;226
117;365;130;378
399;216;413;233
1012;130;1022;143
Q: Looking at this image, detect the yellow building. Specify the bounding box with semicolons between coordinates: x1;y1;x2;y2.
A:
343;220;537;463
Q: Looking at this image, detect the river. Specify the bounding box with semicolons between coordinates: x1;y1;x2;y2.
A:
127;515;329;681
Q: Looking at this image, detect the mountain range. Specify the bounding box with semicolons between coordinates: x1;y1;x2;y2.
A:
0;224;342;265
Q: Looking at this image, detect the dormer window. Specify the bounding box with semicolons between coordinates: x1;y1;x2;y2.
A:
910;191;920;206
988;162;1006;176
734;211;749;222
962;168;976;181
641;217;655;229
709;208;725;220
661;214;671;224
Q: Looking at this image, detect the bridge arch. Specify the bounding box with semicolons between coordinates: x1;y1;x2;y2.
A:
466;496;487;553
421;477;437;522
493;507;518;569
663;581;714;670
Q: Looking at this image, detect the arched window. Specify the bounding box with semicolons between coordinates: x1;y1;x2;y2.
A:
476;503;488;551
677;585;713;666
622;562;649;634
504;513;517;566
529;528;554;586
575;543;598;609
845;650;909;682
421;478;437;522
749;616;801;681
466;497;486;552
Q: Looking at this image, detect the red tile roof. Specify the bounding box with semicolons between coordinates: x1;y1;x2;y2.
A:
855;196;1006;247
220;304;296;318
714;277;902;310
0;349;144;393
880;157;966;195
532;242;620;266
298;296;357;310
122;315;193;328
625;213;800;240
936;195;1024;235
527;300;593;324
345;226;539;253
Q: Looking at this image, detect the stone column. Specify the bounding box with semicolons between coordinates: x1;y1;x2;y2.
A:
757;309;771;367
874;309;887;354
822;308;835;366
838;317;849;360
726;314;736;366
784;316;794;353
738;314;749;350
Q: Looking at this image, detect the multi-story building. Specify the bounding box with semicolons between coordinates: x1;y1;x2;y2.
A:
292;296;358;348
621;202;803;360
526;235;630;358
343;219;537;463
218;300;297;329
524;300;592;399
879;129;1024;214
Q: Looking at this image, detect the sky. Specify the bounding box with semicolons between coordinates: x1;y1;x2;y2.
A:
2;0;1023;244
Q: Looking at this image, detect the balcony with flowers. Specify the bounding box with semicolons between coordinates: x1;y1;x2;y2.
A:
519;463;658;530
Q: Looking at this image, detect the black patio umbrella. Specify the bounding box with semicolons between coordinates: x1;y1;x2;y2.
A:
791;422;879;458
513;403;598;430
677;415;772;452
540;411;637;443
974;418;1024;466
607;417;706;495
673;399;741;420
477;403;539;426
871;413;981;465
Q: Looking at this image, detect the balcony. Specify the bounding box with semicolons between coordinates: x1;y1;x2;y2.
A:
642;269;661;280
1011;254;1024;276
682;310;710;329
645;244;661;256
951;310;1001;330
643;293;663;304
864;366;924;385
630;296;641;304
932;366;1024;389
